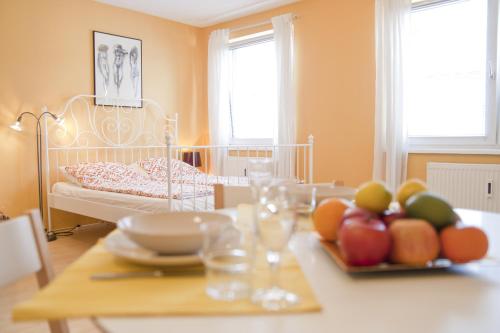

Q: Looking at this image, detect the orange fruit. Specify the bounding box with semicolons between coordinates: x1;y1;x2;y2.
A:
313;198;351;241
440;225;488;263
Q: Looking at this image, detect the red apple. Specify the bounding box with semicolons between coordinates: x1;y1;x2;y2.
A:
381;210;406;227
342;207;377;222
338;217;392;266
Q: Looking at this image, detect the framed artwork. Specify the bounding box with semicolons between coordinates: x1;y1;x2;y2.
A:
93;31;142;107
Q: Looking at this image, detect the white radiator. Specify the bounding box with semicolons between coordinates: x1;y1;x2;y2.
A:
223;156;269;177
427;162;500;213
224;156;251;177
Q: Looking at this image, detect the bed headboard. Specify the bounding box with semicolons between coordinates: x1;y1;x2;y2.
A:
43;94;178;188
45;94;177;149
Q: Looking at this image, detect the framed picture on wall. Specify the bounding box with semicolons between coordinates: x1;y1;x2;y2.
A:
93;31;142;107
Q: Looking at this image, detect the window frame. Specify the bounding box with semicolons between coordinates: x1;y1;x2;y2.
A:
407;0;500;153
227;30;276;146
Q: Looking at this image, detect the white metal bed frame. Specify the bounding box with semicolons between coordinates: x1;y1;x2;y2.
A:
44;95;314;232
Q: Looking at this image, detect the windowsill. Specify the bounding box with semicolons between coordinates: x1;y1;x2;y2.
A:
228;138;274;146
408;147;500;155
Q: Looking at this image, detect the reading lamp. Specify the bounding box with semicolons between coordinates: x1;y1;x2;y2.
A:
10;107;64;241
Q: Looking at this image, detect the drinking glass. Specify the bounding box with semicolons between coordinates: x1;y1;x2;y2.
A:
252;185;300;310
200;221;253;301
287;184;317;231
248;158;274;202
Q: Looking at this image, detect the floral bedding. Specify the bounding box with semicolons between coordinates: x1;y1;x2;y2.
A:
61;159;247;200
139;157;248;185
138;157;202;182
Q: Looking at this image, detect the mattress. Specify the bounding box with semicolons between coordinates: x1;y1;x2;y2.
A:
52;182;214;213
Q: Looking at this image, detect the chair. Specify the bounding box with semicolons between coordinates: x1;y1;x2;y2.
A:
0;209;69;333
214;184;254;209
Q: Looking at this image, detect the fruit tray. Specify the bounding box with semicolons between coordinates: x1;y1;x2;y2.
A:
320;240;458;273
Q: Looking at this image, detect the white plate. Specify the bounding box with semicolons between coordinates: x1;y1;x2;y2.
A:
104;230;202;266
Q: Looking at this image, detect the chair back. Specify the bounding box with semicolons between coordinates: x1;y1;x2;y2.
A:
0;215;42;287
0;210;68;333
214;184;254;209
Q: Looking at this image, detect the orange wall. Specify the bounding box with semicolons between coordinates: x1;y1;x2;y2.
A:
201;0;376;187
0;0;206;227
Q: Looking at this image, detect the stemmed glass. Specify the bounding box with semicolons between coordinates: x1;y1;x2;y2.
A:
251;185;301;311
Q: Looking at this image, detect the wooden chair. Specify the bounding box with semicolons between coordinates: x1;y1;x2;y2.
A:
214;184;254;209
0;209;69;333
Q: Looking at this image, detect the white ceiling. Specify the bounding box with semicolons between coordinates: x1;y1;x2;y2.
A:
94;0;299;27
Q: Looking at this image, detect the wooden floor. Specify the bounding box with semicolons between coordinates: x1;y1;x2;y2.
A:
0;222;116;333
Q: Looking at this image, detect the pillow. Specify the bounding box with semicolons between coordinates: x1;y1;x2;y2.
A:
61;162;145;186
137;157;201;182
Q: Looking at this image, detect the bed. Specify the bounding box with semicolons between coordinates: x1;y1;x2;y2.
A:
43;95;314;232
51;182;214;220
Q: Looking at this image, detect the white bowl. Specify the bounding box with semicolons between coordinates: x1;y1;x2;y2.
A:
117;212;232;255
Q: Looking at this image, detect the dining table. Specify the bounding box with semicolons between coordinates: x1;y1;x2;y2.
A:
92;208;500;333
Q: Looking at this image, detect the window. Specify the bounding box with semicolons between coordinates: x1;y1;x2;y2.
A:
228;31;277;144
407;0;499;149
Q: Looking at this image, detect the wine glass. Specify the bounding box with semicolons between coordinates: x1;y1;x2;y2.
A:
252;185;300;311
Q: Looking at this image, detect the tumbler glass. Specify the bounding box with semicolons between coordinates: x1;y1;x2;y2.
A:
248;158;274;203
200;221;253;301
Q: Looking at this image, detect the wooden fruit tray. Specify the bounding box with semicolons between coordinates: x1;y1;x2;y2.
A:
319;240;455;273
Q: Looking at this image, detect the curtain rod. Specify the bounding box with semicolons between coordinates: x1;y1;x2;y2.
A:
412;0;464;10
230;14;299;33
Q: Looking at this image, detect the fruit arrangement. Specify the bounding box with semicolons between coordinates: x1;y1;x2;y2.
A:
313;179;489;267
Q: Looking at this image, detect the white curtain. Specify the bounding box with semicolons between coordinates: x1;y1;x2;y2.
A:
272;14;296;179
208;29;230;175
373;0;411;192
